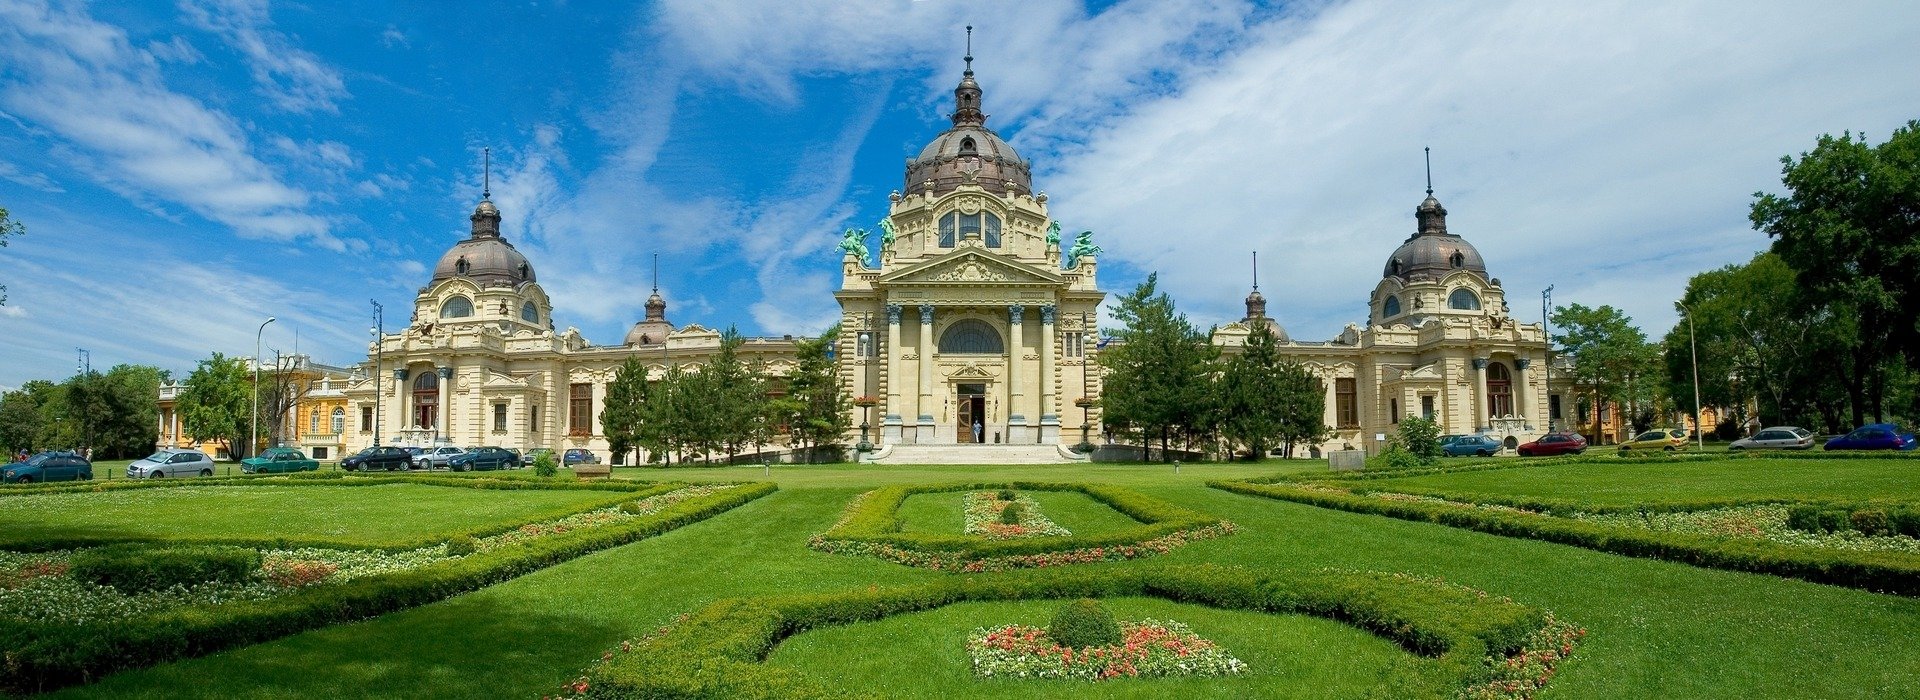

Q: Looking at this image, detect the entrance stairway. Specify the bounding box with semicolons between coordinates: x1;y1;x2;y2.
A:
869;444;1081;465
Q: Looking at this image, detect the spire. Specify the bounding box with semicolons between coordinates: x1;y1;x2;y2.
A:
483;146;492;200
1423;146;1432;196
951;25;985;126
651;252;659;294
1415;146;1448;237
1251;250;1259;291
964;25;973;77
1245;250;1268;320
645;252;666;320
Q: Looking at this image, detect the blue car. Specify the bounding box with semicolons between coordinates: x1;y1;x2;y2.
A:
1443;435;1503;457
447;446;521;472
3;451;93;484
1823;424;1917;451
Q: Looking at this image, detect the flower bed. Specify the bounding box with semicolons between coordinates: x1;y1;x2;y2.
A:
809;482;1233;571
967;618;1247;680
963;491;1071;539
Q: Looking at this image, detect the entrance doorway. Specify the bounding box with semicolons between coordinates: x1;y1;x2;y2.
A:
956;383;986;443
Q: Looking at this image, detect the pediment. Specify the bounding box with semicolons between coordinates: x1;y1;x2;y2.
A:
879;249;1064;286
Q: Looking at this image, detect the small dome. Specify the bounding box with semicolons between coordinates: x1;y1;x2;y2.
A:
430;199;535;287
624;291;674;346
1383;194;1487;281
1240;289;1289;342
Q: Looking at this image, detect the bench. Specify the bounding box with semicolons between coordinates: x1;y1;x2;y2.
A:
573;464;611;479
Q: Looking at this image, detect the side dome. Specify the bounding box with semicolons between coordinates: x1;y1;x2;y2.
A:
623;290;674;346
1241;288;1289;343
431;199;536;287
904;65;1032;198
1383;195;1487;281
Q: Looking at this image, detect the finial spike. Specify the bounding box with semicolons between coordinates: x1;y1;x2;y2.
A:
651;252;659;294
964;25;974;76
1423;146;1432;196
1251;251;1259;291
483;146;492;200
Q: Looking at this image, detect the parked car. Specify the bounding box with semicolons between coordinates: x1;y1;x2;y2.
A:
525;448;555;465
1823;424;1918;451
414;446;467;470
563;448;599;466
341;446;415;471
1443;434;1503;457
1517;432;1587;457
448;446;521;472
127;448;216;478
1438;434;1466;446
3;451;92;484
1729;426;1816;451
241;447;320;474
1617;429;1690;452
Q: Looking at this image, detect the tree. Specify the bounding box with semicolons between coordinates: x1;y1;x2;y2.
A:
1753;122;1920;425
601;355;651;465
1552;304;1658;444
179;353;251;458
1664;253;1843;433
1219;323;1288;460
0;205;22;306
783;327;849;463
0;388;46;454
703;327;767;461
1099;274;1220;461
91;364;163;458
1273;361;1330;457
256;354;311;450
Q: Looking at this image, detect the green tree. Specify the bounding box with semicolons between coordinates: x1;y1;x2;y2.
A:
0;387;46;454
90;364;163;458
601;355;651;465
0;205;23;305
703;327;767;461
1664;252;1846;433
784;327;848;463
179;353;251;459
1219;323;1288;460
1273;361;1330;457
1099;274;1219;461
1552;303;1658;444
1395;415;1443;462
1752;122;1920;425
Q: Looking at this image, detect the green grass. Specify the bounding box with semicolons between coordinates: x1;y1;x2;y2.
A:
1368;458;1920;504
896;489;1143;537
766;597;1405;699
898;491;966;533
37;457;1920;698
0;483;630;547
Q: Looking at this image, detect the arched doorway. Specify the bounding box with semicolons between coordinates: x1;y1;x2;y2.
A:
1487;362;1513;417
412;371;438;429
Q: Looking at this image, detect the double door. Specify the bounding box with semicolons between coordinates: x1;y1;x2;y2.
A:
955;383;986;443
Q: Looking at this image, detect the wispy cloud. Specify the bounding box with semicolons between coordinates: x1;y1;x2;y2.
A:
379;24;407;49
0;159;62;192
178;0;349;114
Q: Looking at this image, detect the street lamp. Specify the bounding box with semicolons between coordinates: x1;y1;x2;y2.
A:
1541;285;1553;431
1079;311;1094;452
252;317;276;459
1678;300;1704;450
370;300;384;448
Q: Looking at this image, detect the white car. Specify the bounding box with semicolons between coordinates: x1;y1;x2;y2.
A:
1729;426;1816;451
127;449;216;478
415;446;467;469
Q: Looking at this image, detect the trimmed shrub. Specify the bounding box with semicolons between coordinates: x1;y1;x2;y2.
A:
443;535;477;556
1851;509;1891;537
533;453;560;477
1048;598;1122;648
998;501;1024;525
69;544;261;594
996;489;1015;501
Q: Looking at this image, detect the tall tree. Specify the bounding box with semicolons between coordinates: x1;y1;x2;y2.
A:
1552;304;1658;443
1099;274;1219;461
1753;122;1920;424
703;327;766;461
784;327;849;463
179;353;251;458
601;355;651;465
0;387;46;454
1273;361;1329;457
92;364;163;458
1219;323;1288;460
0;204;22;305
256;354;311;450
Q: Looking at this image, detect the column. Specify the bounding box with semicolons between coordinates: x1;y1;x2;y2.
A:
389;368;408;445
917;304;936;442
437;367;453;444
1006;305;1028;442
883;304;903;443
1039;305;1058;443
1472;358;1490;431
1514;358;1532;425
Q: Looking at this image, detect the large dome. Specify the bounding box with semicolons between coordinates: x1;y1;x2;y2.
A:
904;69;1032;198
1382;195;1487;281
431;200;536;288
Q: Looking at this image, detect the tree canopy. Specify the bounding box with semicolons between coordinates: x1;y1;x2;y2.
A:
1098;274;1220;460
1552;303;1658;440
179;353;251;458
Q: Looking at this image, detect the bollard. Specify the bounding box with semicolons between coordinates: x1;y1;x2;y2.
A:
1173;460;1181;475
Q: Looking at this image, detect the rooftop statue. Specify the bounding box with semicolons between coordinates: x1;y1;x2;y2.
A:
838;228;871;266
1066;230;1102;269
877;217;896;252
1045;220;1061;248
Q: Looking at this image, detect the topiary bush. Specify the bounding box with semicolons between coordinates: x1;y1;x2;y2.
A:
999;501;1025;525
68;544;261;594
997;489;1016;501
1048;598;1122;649
443;534;477;556
532;453;559;477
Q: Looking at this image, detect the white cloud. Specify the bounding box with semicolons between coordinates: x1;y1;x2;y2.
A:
178;0;349;114
0;160;62;192
380;24;407;49
0;305;25;318
0;0;343;250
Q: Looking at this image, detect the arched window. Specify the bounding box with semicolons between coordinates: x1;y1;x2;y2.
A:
330;407;344;435
1390;258;1403;275
938;211;1003;248
520;301;539;323
455;257;470;275
309;409;318;434
517;262;529;279
1487;362;1513;417
441;296;474;318
1449;250;1465;268
1382;295;1401;317
1448;288;1481;310
938;319;1004;354
959;137;977;155
412;371;439;429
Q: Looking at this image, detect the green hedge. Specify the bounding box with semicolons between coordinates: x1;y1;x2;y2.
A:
810;482;1230;565
69;544;261;594
0;481;776;695
1212;480;1920;596
1787;503;1920;538
579;564;1549;699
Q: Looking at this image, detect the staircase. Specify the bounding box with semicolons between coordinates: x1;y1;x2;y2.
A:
870;444;1081;465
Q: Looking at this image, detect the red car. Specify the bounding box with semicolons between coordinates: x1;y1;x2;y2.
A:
1517;432;1587;457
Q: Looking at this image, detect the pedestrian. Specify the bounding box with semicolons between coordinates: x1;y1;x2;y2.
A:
972;420;983;444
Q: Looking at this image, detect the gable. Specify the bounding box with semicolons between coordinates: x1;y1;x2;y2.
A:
878;249;1064;286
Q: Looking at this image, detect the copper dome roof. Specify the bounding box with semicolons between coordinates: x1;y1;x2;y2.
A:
431;199;536;288
904;65;1032;198
623;291;674;346
1383;195;1487;281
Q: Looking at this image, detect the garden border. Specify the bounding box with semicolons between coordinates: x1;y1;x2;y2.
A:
808;482;1233;571
0;481;777;695
575;564;1564;699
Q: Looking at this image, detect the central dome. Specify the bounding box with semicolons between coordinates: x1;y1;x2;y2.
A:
1382;195;1487;281
904;67;1032;198
432;199;536;288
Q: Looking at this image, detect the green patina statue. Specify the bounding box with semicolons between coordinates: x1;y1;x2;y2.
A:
838;228;870;265
877;217;896;252
1045;220;1062;249
1066;230;1103;269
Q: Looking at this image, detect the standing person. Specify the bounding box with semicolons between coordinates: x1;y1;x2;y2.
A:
972;420;983;444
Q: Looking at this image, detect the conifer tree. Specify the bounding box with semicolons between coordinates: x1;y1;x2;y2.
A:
1099;274;1219;461
601;355;651;465
1220;323;1286;459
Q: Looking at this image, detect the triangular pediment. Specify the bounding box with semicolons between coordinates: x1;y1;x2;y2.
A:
879;249;1064;286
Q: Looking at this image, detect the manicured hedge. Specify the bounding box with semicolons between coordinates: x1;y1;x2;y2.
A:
69;544;262;593
1212;480;1920;596
809;482;1232;569
0;481;776;695
0;478;679;553
579;564;1551;699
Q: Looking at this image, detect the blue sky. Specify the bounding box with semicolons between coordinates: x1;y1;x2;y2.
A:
1;0;1917;391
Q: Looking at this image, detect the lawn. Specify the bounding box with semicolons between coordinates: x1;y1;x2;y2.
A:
1367;457;1920;504
897;488;1143;536
32;456;1920;698
0;482;632;548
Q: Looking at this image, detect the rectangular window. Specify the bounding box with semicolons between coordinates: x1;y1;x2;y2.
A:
984;214;1002;248
313;447;328;459
360;406;373;432
1065;331;1084;358
1421;395;1435;419
1390;398;1399;424
939;213;956;248
568;384;592;436
309;410;318;434
1336;378;1358;428
856;332;877;357
1549;395;1563;420
532;405;540;428
494;403;508;432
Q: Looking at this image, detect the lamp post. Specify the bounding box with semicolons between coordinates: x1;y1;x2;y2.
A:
1079;311;1094;451
370;301;383;448
1679;300;1704;450
75;348;91;458
1540;285;1553;431
252;317;276;459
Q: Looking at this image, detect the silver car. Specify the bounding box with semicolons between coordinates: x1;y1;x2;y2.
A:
415;446;467;469
1729;426;1815;451
127;449;216;478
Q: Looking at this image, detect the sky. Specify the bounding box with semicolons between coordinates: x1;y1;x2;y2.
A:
1;0;1917;392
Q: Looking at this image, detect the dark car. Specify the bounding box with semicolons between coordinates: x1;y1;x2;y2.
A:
1517;432;1587;457
3;451;93;484
563;448;599;466
1823;424;1918;451
241;447;320;474
341;446;415;471
448;446;520;472
1443;434;1503;457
